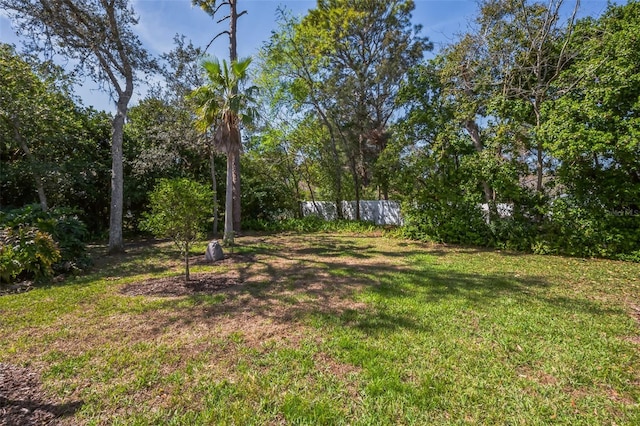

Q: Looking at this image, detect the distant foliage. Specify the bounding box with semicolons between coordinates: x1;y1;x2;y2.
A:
535;199;640;260
243;216;378;234
399;200;640;262
389;1;640;262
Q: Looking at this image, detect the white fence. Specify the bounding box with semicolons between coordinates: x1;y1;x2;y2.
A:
479;203;514;222
301;201;517;226
301;200;403;226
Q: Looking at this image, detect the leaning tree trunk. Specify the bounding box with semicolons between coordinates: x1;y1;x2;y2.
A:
465;119;494;204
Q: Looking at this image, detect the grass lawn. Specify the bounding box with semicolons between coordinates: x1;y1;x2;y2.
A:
1;231;639;425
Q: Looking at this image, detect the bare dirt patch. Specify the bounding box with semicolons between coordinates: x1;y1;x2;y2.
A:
120;273;243;297
112;236;375;351
119;253;258;297
631;305;640;325
517;365;558;386
0;363;82;426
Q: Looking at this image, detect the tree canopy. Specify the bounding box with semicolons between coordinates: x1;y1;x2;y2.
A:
1;0;638;262
1;0;155;254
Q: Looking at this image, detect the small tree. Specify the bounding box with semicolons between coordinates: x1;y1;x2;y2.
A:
141;178;212;281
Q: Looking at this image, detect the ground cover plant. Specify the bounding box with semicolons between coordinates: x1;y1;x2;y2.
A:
0;231;638;425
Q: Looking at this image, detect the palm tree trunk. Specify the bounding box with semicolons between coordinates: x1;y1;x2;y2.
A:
232;150;241;232
210;148;219;238
224;152;234;246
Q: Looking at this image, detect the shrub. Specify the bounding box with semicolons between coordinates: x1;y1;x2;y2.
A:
401;199;492;246
536;199;640;260
0;204;89;272
396;195;640;261
0;226;61;283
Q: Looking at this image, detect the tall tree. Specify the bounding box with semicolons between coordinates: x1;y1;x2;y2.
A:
261;0;429;219
437;35;496;205
305;0;429;205
429;0;581;224
191;57;257;245
479;0;580;193
543;1;640;212
193;0;246;232
1;0;155;254
260;8;346;217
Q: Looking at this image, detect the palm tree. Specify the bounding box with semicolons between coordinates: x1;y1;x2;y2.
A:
191;57;257;246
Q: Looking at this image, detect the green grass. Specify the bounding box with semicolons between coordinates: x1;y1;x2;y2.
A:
1;232;639;424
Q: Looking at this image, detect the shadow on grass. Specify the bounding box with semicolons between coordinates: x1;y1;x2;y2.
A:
85;238;179;277
0;396;83;424
127;233;619;340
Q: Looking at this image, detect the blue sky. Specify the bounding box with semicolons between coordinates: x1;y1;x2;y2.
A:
1;0;612;112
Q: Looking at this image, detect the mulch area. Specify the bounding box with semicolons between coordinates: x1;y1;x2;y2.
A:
120;273;243;297
120;253;254;297
0;363;82;426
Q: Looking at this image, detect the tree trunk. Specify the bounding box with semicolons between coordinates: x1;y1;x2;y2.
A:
224;151;235;246
534;108;544;193
210;148;219;238
229;0;242;233
536;141;544;192
232;150;241;232
293;178;301;218
303;164;319;218
108;96;129;254
229;0;238;62
185;241;190;282
312;106;343;219
13;123;47;211
332;146;343;219
352;158;361;221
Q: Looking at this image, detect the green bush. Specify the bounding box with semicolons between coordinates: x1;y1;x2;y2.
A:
397;196;639;262
0;226;61;283
401;199;492;246
0;204;90;272
140;178;213;281
536;199;640;260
